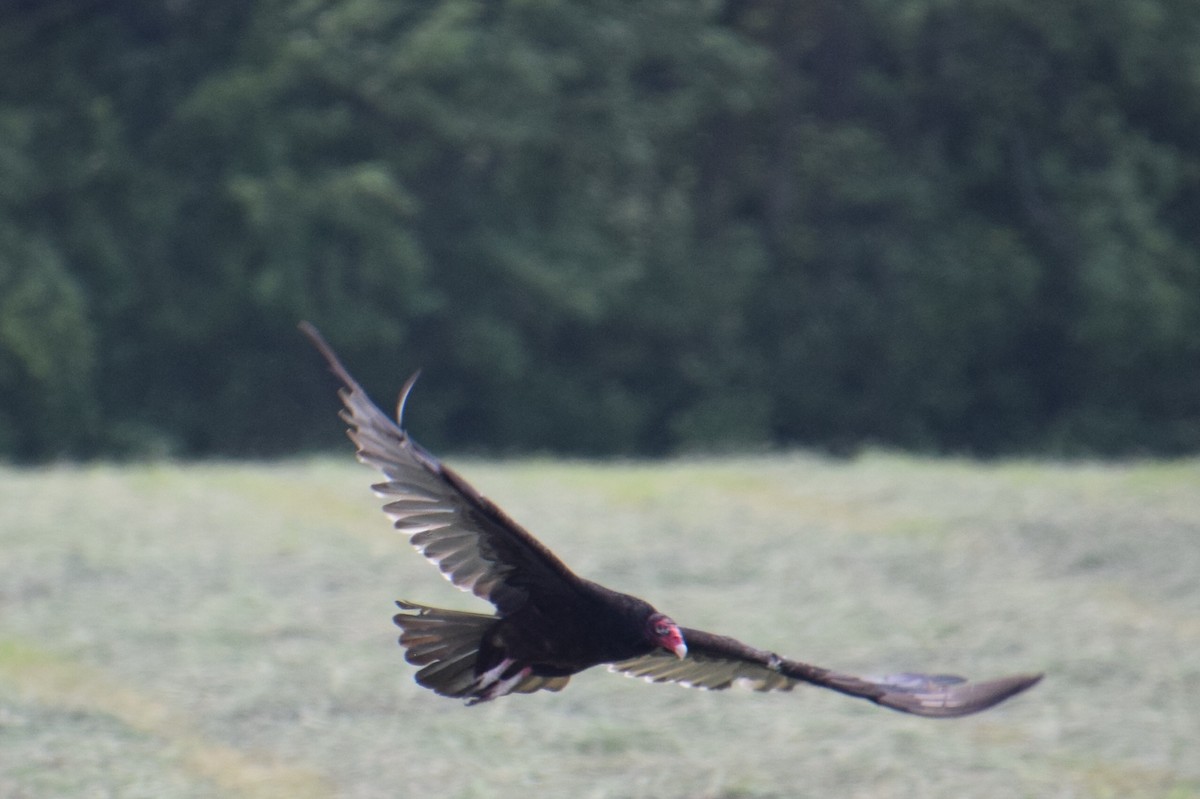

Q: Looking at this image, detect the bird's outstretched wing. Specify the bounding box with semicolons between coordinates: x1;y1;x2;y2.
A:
613;627;1042;718
301;322;583;615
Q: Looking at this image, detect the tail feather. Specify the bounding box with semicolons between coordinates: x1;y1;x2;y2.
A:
393;600;573;701
400;622;489;666
394;600;494;698
414;651;480;696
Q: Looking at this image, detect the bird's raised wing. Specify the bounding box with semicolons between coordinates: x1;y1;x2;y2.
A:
612;627;1042;718
301;322;584;615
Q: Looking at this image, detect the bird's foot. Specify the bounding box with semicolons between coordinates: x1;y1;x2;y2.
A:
466;658;532;704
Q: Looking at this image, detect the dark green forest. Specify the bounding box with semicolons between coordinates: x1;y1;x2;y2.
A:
2;0;1199;460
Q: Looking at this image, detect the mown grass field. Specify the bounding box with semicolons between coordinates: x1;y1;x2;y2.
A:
1;453;1197;798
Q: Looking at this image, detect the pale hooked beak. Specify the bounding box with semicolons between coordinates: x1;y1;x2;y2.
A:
672;640;688;659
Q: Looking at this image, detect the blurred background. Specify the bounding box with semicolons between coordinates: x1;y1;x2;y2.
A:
2;0;1199;462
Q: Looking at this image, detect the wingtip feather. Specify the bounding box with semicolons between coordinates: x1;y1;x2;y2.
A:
878;671;1045;718
397;370;421;425
299;322;361;391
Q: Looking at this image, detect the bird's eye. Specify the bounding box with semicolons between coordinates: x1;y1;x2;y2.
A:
655;623;671;636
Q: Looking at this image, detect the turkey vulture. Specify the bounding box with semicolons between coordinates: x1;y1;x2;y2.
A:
301;323;1042;717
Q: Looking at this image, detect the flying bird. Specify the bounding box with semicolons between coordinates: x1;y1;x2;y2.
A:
301;323;1041;717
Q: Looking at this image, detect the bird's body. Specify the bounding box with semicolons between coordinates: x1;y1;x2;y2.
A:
301;322;1041;716
399;583;669;703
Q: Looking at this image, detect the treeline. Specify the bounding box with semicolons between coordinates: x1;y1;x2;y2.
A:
2;0;1199;460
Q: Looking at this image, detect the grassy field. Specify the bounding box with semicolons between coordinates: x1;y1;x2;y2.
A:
1;452;1197;798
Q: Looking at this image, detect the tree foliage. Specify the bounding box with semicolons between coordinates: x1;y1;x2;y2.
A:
1;0;1198;459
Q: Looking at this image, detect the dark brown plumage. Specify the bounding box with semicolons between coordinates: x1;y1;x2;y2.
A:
301;322;1042;716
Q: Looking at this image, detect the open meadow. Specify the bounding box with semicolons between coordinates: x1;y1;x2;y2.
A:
1;453;1197;798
